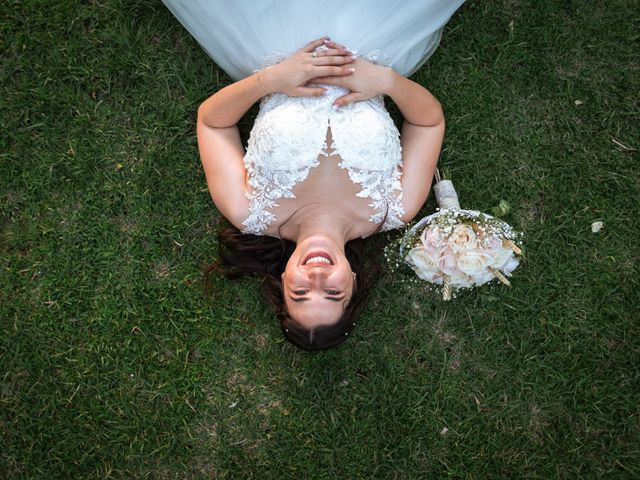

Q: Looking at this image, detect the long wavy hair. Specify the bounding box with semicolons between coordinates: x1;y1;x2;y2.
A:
204;226;375;351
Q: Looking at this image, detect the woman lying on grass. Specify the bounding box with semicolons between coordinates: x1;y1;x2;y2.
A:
162;0;465;350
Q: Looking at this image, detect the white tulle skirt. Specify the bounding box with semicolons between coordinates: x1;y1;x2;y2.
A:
161;0;465;80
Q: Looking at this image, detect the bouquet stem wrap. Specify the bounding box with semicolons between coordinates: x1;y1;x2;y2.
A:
433;180;461;210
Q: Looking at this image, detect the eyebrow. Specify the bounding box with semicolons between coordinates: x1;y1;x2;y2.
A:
289;295;346;303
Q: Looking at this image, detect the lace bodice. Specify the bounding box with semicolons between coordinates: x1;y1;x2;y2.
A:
242;85;405;235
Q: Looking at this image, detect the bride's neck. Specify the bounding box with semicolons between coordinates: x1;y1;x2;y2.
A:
283;211;353;245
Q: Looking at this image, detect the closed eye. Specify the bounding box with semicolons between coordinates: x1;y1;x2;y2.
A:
288;289;345;303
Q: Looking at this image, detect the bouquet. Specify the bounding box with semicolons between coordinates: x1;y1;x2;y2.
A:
398;171;523;300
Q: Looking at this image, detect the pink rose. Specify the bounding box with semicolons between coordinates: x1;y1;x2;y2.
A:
438;247;457;276
420;225;443;250
447;224;478;252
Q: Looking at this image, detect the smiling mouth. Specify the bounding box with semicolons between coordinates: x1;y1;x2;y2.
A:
302;251;334;266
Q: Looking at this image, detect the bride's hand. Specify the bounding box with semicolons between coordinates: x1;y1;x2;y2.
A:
259;37;356;97
309;58;397;107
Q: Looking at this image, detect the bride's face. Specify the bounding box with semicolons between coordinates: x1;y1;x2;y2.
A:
282;236;355;328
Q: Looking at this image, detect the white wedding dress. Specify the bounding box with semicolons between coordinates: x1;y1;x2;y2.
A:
161;0;465;235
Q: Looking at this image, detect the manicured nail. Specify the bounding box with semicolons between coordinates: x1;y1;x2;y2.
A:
349;68;356;72
332;103;340;109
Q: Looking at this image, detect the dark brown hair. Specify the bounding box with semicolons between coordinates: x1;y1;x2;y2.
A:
204;226;373;351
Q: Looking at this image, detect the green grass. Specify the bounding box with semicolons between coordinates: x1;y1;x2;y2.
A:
1;0;639;478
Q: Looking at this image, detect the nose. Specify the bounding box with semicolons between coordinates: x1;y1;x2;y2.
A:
307;266;329;283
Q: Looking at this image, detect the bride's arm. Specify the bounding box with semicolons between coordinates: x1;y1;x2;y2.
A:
309;61;444;222
197;38;355;227
197;72;275;229
384;72;444;223
397;119;444;223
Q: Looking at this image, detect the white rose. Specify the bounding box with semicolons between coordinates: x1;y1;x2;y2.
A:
487;246;514;270
469;271;495;286
501;256;520;276
448;270;474;288
447;224;478;252
406;246;443;284
456;251;494;276
483;235;502;250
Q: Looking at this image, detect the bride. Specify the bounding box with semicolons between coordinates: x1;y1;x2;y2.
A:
161;0;465;350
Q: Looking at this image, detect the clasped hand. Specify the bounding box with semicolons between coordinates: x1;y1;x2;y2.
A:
259;37;395;107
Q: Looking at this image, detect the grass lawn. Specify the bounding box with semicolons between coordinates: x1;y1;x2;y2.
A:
1;0;638;478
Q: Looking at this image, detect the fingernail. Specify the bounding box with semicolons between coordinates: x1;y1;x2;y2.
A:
349;68;356;72
324;37;331;43
332;103;340;110
350;55;356;61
